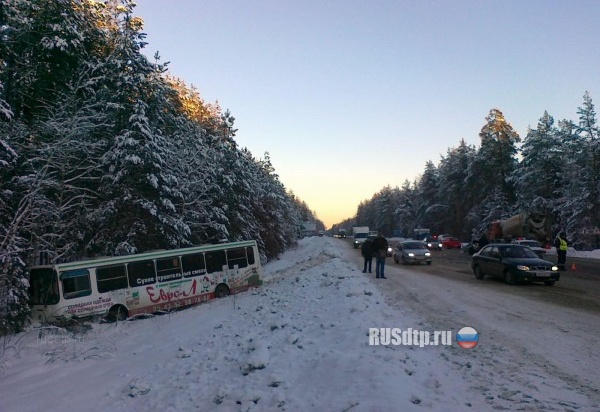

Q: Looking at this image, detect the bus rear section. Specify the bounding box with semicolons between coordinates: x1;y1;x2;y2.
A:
28;241;263;323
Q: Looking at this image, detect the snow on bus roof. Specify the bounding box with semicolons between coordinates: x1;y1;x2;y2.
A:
32;240;258;271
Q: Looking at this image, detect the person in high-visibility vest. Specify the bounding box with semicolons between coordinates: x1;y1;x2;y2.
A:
554;232;569;270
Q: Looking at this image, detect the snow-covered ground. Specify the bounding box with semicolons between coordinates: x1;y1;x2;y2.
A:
1;237;598;411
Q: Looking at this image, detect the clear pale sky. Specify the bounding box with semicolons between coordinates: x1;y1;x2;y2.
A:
133;0;600;229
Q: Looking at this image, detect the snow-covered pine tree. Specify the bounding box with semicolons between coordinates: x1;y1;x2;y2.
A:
437;139;477;238
575;92;600;239
418;161;445;234
251;152;300;259
0;133;31;334
555;92;600;244
467;109;521;206
392;180;421;236
369;186;398;236
99;97;189;254
511;111;564;212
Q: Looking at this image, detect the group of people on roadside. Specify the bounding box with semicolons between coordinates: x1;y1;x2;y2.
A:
360;229;571;278
361;233;389;279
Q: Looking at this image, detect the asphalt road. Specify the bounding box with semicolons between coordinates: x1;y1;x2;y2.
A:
389;247;600;315
344;236;600;408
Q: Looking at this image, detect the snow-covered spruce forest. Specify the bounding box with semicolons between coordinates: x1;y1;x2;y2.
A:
334;104;600;250
1;1;600;335
0;1;322;334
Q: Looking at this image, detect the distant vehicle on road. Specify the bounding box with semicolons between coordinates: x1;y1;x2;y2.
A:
471;244;559;286
436;234;451;242
423;236;442;251
393;240;432;265
442;236;462;249
413;228;431;239
511;239;547;258
352;226;369;249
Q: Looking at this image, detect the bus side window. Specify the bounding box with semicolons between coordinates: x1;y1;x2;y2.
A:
226;247;248;269
205;251;226;274
61;269;92;299
127;260;156;287
181;253;205;278
96;265;128;293
246;246;255;265
156;257;183;282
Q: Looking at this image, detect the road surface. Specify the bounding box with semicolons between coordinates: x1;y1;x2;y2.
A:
404;247;600;315
348;240;600;409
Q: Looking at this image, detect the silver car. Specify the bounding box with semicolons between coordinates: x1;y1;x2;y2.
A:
511;239;547;258
392;240;432;265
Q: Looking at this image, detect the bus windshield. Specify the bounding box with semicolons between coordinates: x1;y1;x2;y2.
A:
29;268;60;305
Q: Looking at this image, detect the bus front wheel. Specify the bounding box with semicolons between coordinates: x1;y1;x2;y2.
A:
107;305;129;322
215;284;230;298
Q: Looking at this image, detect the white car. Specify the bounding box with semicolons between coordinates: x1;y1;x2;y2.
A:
511;239;547;258
436;234;451;242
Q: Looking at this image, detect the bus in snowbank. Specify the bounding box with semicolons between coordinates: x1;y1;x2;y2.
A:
28;240;263;323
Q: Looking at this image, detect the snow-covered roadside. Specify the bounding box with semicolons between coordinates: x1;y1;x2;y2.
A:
0;236;598;411
0;237;478;411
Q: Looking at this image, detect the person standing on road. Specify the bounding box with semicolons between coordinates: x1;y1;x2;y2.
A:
554;231;569;270
371;233;389;279
361;237;374;273
478;233;489;250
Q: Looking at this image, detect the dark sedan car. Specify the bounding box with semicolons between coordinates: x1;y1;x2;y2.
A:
471;244;559;286
423;236;442;251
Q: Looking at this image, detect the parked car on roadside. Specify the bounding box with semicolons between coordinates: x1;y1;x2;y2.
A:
511;239;547;258
392;240;432;265
436;234;451;242
442;236;462;249
461;241;478;255
471;244;559;286
423;236;442;251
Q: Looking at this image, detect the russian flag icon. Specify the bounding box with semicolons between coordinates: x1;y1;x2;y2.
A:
456;327;479;349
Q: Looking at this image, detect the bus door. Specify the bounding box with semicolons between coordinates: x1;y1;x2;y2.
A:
205;250;227;291
95;264;129;308
225;247;250;286
180;252;207;303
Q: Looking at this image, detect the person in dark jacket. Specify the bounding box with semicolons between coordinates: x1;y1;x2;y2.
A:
478;233;489;249
371;233;389;279
361;238;374;273
554;231;569;270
